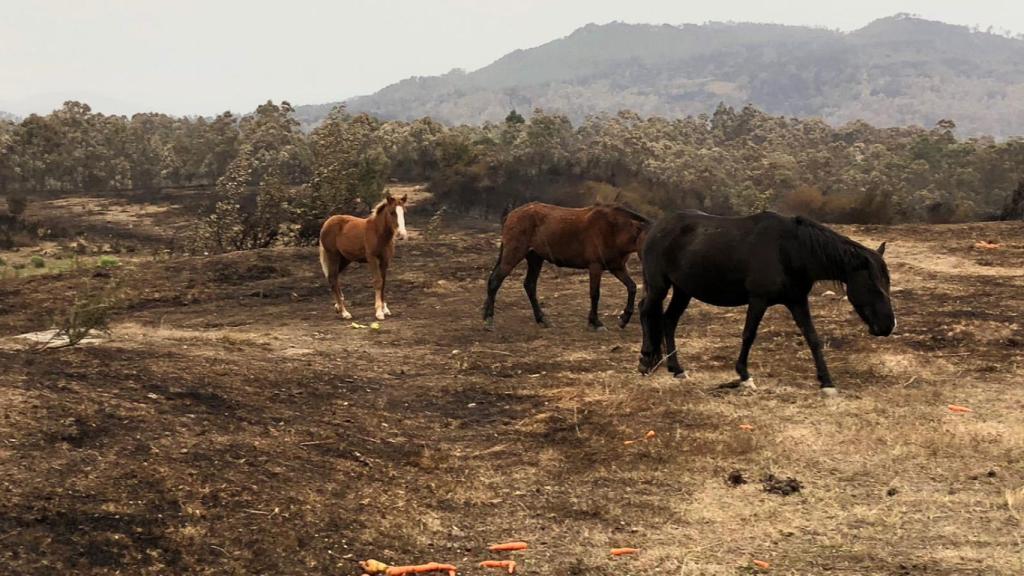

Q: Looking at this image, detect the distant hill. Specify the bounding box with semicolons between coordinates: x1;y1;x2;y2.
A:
300;15;1024;137
0;111;19;122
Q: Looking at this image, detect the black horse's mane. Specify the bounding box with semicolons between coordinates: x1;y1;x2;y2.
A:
792;216;883;283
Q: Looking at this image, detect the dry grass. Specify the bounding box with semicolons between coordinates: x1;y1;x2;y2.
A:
0;207;1022;575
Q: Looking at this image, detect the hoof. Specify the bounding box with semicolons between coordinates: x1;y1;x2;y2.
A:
588;324;607;332
340;310;353;320
820;387;839;398
671;371;688;379
537;319;550;328
375;311;386;321
383;305;392;317
738;377;756;390
483;318;495;332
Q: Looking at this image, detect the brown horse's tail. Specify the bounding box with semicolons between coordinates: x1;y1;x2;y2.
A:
318;243;333;279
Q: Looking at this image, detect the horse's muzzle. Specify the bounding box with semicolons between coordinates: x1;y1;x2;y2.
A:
869;324;894;337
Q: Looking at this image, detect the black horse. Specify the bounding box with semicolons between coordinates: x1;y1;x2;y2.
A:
638;210;895;393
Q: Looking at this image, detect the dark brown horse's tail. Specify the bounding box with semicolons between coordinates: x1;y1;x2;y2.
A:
490;242;505;275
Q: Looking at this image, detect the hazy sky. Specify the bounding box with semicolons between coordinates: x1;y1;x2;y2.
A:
1;0;1022;117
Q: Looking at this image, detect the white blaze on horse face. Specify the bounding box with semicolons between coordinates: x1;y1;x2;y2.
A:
396;206;408;240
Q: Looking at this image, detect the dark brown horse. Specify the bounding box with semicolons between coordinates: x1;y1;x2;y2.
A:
483;202;650;330
319;191;408;321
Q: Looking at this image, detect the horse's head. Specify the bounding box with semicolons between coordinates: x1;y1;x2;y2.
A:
381;191;409;240
609;206;650;257
846;242;895;337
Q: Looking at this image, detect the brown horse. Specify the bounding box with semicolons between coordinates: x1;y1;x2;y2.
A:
319;191;408;321
483;202;650;330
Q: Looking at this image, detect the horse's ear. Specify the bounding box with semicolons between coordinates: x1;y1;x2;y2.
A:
400;194;408;204
385;191;396;205
877;241;886;256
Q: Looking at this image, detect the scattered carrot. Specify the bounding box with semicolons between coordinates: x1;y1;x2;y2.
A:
487;542;528;552
738;424;754;431
359;560;457;576
948;404;973;413
625;430;657;445
361;559;390;574
974;241;1001;250
611;547;640;556
479;559;516;573
385;562;458;575
752;559;771;569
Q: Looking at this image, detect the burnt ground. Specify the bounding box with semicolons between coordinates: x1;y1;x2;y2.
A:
1;190;1023;575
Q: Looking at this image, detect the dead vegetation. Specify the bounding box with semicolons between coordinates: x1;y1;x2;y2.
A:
0;193;1022;575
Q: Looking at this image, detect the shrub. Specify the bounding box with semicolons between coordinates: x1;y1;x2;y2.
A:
6;195;28;219
777;185;825;217
97;255;120;269
1001;179;1024;221
30;255;45;268
47;285;115;348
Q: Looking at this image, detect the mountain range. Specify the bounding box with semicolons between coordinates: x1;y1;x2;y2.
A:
299;15;1024;137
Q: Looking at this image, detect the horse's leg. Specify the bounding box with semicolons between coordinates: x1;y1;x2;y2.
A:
609;267;637;328
369;256;386;321
483;241;526;330
638;281;670;374
379;257;391;317
785;297;835;392
322;246;353;320
587;264;605;331
735;297;768;384
523;251;548;327
662;289;691;377
334;259;353;319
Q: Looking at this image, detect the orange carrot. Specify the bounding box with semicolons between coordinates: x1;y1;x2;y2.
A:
738;424;754;431
623;439;637;445
361;559;390;574
948;404;973;413
752;559;771;569
480;559;516;573
644;430;656;439
487;542;528;552
610;547;640;556
385;562;458;575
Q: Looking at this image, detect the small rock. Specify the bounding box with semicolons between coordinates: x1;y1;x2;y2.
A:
886;487;898;497
726;470;747;486
762;473;802;496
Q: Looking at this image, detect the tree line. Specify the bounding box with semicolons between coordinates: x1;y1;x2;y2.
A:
1;100;1022;252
